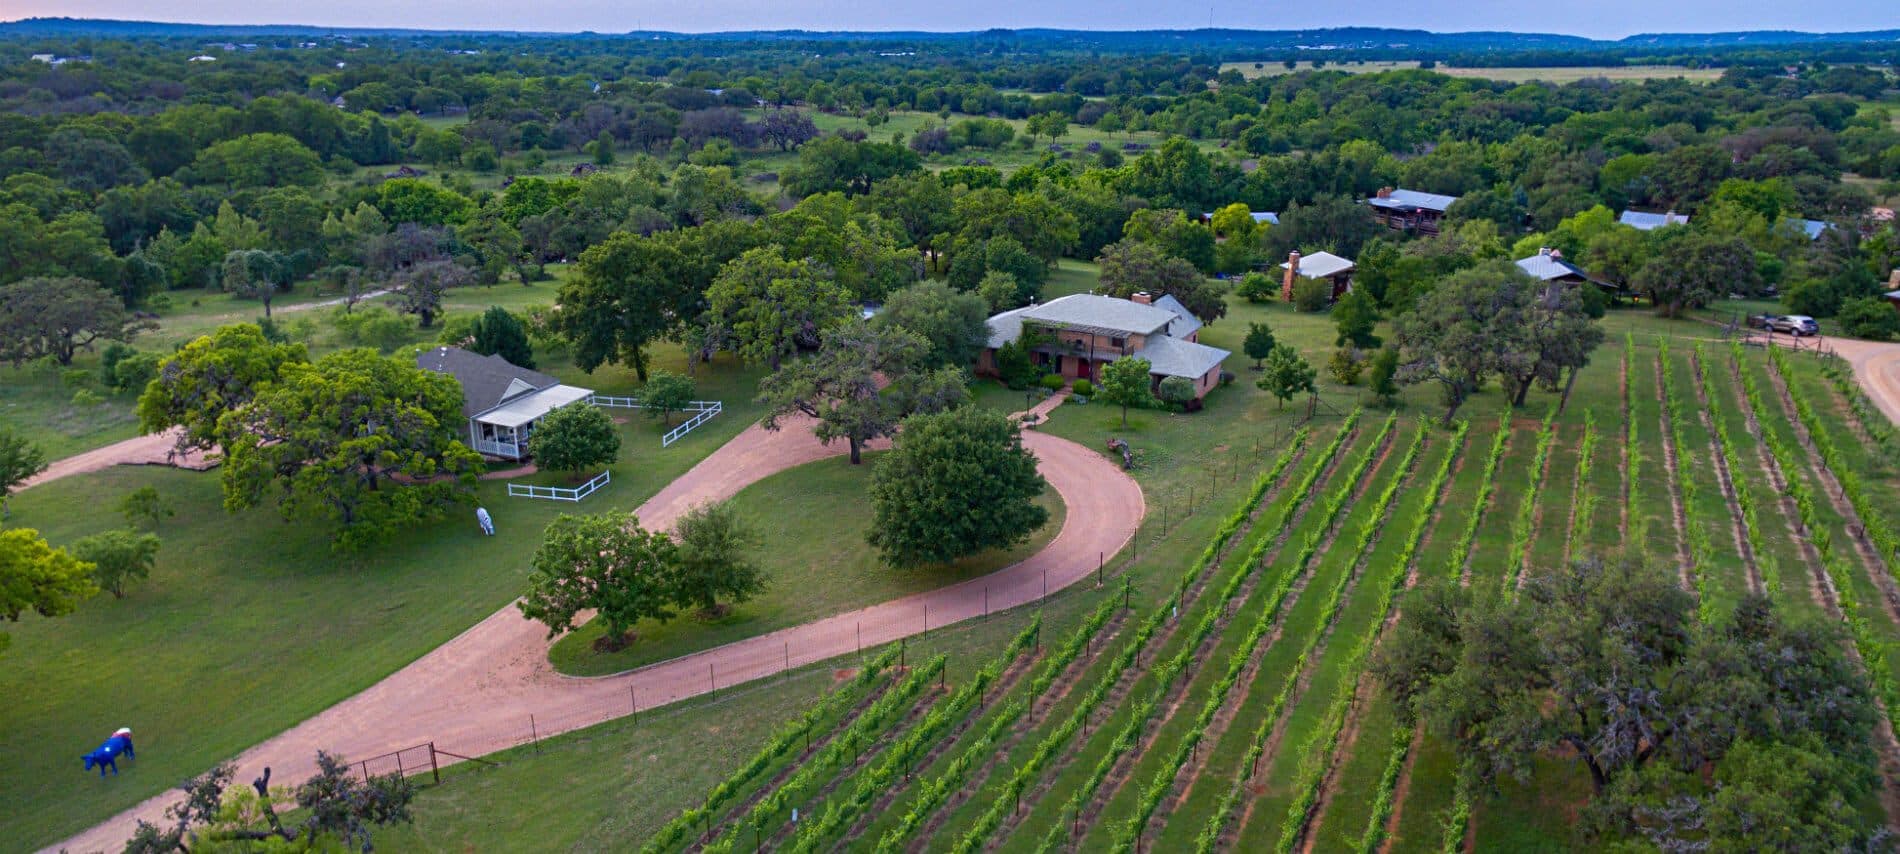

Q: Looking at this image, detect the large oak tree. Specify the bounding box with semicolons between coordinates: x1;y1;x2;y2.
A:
218;348;483;551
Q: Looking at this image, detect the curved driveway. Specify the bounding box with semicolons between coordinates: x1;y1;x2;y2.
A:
50;414;1142;853
1815;337;1900;426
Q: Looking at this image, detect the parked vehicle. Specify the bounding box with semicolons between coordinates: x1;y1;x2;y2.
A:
1768;315;1820;336
1746;314;1774;330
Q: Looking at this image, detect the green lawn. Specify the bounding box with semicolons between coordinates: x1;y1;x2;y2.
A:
547;452;1066;675
21;282;1895;853
0;344;765;853
0;277;576;462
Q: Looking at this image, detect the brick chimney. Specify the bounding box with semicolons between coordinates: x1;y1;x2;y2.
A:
1376;187;1393;199
1282;251;1300;302
1130;291;1153;305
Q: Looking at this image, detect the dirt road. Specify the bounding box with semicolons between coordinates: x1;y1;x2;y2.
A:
48;414;1141;853
1813;337;1900;427
19;428;213;490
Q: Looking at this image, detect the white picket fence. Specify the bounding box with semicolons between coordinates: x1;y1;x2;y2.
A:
589;396;724;447
506;470;611;502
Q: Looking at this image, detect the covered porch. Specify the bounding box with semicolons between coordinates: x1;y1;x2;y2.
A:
467;384;594;460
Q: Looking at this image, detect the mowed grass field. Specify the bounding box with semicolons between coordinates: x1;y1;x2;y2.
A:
0;335;771;852
1219;59;1725;83
371;290;1900;852
548;454;1066;676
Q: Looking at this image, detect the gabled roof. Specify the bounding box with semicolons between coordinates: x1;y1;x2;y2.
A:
477;384;596;429
1018;294;1179;338
1250;211;1280;225
1133;335;1230;380
1281;251;1356;280
1783;217;1831;240
416;346;563;419
1151;294;1203;340
1367;189;1459;213
1515;253;1591;282
1619;210;1690;231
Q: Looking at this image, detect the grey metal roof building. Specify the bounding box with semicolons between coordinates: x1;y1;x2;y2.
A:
1618;210;1691;231
1366;189;1459;214
982;294;1229;381
416;346;594;460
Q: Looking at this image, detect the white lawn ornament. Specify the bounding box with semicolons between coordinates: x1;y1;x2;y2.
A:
476;506;495;536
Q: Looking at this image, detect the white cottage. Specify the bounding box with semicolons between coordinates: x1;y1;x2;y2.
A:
417;347;593;460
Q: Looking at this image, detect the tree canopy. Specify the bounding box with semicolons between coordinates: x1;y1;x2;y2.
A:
219;348;483;551
866;406;1049;568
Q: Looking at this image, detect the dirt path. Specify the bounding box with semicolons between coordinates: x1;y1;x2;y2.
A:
49;416;1143;854
1808;337;1900;427
19;428;215;490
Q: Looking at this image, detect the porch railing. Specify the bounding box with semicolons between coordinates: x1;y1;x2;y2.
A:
471;438;521;458
507;470;610;502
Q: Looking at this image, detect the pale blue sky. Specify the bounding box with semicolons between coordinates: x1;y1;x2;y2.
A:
5;0;1898;39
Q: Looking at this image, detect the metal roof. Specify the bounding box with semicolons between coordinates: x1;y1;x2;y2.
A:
1366;189;1459;213
985;305;1035;349
1280;251;1356;280
1515;254;1588;281
1151;294;1202;340
1018;294;1179;337
1132;335;1230;379
1619;210;1690;231
474;384;595;429
986;294;1205;350
1784;218;1830;240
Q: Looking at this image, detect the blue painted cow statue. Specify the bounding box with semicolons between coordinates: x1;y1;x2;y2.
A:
82;728;135;777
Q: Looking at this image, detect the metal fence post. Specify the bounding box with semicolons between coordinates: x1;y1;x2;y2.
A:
529;715;539;752
429;742;440;784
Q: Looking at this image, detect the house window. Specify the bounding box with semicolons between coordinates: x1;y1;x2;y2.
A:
1111;337;1126;349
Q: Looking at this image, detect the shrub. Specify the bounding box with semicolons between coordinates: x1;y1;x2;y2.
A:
1235;271;1277;303
528;402;621;476
1328;347;1365;385
330;306;416;353
1157;375;1196;406
1072;378;1094;396
1367;346;1401;404
1838;296;1900;341
1291;277;1332;313
106;353;160;393
1040;373;1066;390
